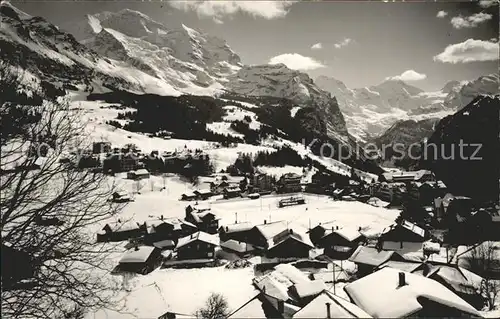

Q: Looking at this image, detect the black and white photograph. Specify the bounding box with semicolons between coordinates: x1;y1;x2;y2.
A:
1;0;499;318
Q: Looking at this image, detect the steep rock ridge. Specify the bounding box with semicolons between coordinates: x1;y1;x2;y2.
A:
443;73;499;109
421;95;500;203
226;64;348;140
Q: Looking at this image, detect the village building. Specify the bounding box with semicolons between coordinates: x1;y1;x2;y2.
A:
267;229;314;259
180;192;197;201
252;173;273;193
245;220;289;249
278;195;306;208
218;222;254;242
292;290;372;318
98;220;143;242
111;191;132;203
227;294;269;319
220;239;256;258
308;221;337;246
348;246;406;277
118;246;162;274
379;169;435;184
184;208;219;234
175;231;219;260
152;239;176;251
278;172;302;193
378;220;426;253
210;180;230;194
344;267;480;318
143;217;198;243
222;186;242;199
193;189;213;200
127;168;150;180
317;227;366;259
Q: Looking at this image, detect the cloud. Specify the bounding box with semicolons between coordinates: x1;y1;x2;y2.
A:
451;12;493;29
386;70;427;82
436;10;448;18
268;53;326;71
478;0;498;8
311;43;322;50
334;38;352;49
433;39;499;63
168;1;296;22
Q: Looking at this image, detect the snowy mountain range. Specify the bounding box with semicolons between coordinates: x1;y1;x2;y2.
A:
315;73;499;142
0;3;349;142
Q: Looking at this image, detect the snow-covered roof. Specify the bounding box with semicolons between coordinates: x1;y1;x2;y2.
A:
274;264;310;285
253;274;290;301
255;220;288;240
378;260;423;273
323;227;364;242
104;220;140;232
344;267;480;318
153;240;175;249
292;280;326;299
119;246;156;264
220;239;256;253
176;231;219;250
194;189;212;195
382;220;425;239
269;231;314;251
348;246;401;267
293;290;372;318
134;168;149;175
220;222;254;233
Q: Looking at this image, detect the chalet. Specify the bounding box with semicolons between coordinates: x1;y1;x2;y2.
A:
380;170;435;184
193;189;213;200
180;192;197;201
185;203;211;215
227;295;268;319
111;191;132;203
175;231;219;260
92;141;112;154
98;220;143;242
127;168;150;180
245;220;289;249
252;173;273;192
218;222;254;242
118;246;162;275
317;227;366;259
344;268;481;318
292;290;371;318
267;229;314;259
378;220;426;253
103;153;139;173
210;180;230;194
185;209;219;234
348;246;406;277
278;173;302;193
153;239;176;251
143;217;198;243
307;221;337;246
223;187;242;199
220;239;256;258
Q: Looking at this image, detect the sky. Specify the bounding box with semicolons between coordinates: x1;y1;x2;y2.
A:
11;0;500;91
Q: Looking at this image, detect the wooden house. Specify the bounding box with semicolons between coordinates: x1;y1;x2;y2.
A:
307;221;337;246
378;220;426;253
348;246;405;277
218;222;254;242
223;187;242;199
175;231;219;260
98;220;143;242
193;189;213;200
143;217;198;243
292;290;371;318
344;268;480;318
245;220;289;249
220;239;256;258
180;192;197;201
317;227;366;259
127;168;150;180
118;246;162;275
267;229;314;259
278;173;302;193
185;209;219;234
